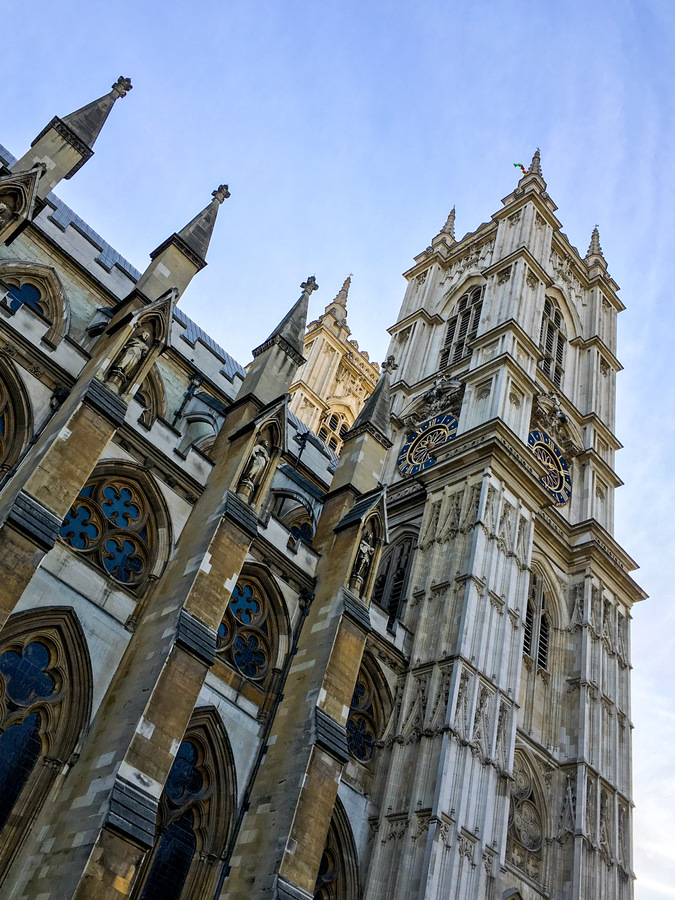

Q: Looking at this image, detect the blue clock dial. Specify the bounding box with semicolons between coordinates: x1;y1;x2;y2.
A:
527;429;572;506
397;414;459;477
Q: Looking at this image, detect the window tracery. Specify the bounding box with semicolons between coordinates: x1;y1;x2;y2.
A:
59;470;168;592
523;572;552;672
314;797;359;900
440;285;484;369
217;578;276;684
539;297;566;388
318;409;352;454
346;656;390;765
506;751;544;883
134;707;236;900
0;608;92;881
0;261;70;346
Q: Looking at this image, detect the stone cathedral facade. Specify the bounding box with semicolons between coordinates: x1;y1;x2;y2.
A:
0;79;643;900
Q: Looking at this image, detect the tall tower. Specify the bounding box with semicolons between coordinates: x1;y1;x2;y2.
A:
363;151;643;899
288;275;380;453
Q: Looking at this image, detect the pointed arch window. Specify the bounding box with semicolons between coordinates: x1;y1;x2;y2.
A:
440;285;484;369
524;572;552;672
314;797;359;900
0;363;27;473
346;656;391;765
60;473;160;591
507;751;545;883
372;535;415;626
216;576;281;689
134;708;236;900
319;409;353;455
0;609;92;881
539;297;566;388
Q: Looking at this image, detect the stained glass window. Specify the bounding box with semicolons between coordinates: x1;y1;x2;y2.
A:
140;810;196;900
346;670;378;763
60;475;153;589
217;579;274;684
0;640;58;833
7;283;46;316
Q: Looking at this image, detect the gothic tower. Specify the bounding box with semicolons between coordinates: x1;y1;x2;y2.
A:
360;150;643;899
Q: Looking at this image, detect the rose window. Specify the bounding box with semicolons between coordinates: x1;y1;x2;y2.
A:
346;676;377;762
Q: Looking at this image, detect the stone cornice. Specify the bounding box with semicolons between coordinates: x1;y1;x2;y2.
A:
569;334;623;372
31;116;94;178
387;307;444;335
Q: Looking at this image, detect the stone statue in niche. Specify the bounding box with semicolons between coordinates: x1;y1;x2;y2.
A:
350;528;376;596
107;330;151;392
237;439;271;502
0;195;17;230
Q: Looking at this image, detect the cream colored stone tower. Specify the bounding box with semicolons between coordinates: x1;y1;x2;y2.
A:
288;276;379;453
361;151;643;899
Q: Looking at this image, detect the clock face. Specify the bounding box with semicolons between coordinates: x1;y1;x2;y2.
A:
397;414;458;477
528;429;572;506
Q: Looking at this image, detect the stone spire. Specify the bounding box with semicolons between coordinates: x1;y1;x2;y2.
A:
333;275;351;308
348;355;397;447
11;77;133;197
441;207;456;240
253;277;319;364
585;225;607;270
527;148;542;177
174;184;230;268
59;77;133;155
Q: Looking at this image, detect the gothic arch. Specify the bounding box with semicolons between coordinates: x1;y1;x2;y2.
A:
0;354;32;473
346;652;393;765
0;260;70;347
271;489;316;542
438;280;486;370
528;556;564;631
58;460;173;592
545;285;582;340
215;564;291;700
506;748;548;884
176;414;218;457
133;705;237;900
439;274;487;318
371;529;417;625
314;795;359;900
136;364;167;428
0;606;92;881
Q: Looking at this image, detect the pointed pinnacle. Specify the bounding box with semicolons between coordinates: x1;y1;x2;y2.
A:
349;356;396;445
441;206;456;240
333;275;352;307
527;148;542;177
586;225;604;259
60;76;132;150
255;276;318;361
211;184;230;204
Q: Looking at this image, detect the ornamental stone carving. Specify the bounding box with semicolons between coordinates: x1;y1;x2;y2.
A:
237;439;271;502
106;330;151;392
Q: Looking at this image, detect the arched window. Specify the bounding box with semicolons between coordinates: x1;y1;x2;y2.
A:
523;573;552;672
0;360;30;473
0;608;92;881
507;751;545;883
539;297;566;388
216;576;280;688
346;655;391;765
272;492;316;547
314;796;359;900
0;261;70;347
6;283;46;316
134;707;236;900
372;535;415;626
319;409;353;455
440;285;484;369
59;468;170;593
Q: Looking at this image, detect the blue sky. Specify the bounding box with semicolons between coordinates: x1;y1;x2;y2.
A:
4;1;675;895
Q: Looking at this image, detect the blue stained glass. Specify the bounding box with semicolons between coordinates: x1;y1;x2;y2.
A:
140;810;196;900
229;583;260;624
0;413;5;437
351;681;367;709
217;621;229;645
101;486;140;528
233;633;267;678
103;538;144;583
0;642;55;705
346;715;375;762
7;284;43;314
60;504;99;549
0;712;42;832
165;741;202;804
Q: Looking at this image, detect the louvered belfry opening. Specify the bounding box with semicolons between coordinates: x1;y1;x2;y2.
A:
440;285;484;370
539;297;566;387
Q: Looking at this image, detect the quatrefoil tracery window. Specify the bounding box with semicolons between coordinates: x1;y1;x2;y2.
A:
217;579;274;684
60;476;155;590
507;752;545;883
346;659;389;765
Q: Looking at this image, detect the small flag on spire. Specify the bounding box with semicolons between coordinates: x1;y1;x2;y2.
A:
514;163;527;176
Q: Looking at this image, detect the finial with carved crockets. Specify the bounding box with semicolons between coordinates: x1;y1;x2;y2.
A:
441;206;456;239
527;148;542;176
212;184;231;203
111;77;133;99
381;355;398;375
